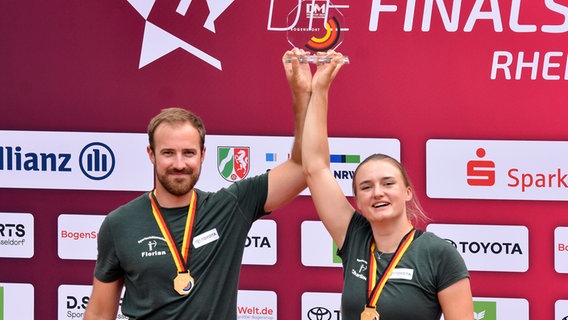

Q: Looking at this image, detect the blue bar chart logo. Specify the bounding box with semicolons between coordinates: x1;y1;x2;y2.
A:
79;142;115;180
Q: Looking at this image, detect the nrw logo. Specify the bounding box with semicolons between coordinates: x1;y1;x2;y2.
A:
217;147;250;182
331;153;360;181
127;0;227;70
467;148;495;186
79;142;115;180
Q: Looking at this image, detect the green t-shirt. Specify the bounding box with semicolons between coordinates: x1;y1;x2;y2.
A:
94;173;269;319
338;213;469;320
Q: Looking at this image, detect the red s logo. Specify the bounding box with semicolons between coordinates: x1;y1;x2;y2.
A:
467;148;495;186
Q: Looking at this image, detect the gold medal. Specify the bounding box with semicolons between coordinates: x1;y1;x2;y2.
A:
150;191;198;296
173;271;195;295
360;306;380;320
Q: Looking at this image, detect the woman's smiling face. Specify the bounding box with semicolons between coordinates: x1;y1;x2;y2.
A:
353;158;412;224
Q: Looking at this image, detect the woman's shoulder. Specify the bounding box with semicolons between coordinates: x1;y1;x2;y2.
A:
415;230;459;254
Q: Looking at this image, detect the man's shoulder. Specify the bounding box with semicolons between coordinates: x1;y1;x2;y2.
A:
107;192;150;217
200;172;268;197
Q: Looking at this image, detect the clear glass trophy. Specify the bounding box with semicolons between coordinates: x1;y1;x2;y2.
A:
285;0;349;64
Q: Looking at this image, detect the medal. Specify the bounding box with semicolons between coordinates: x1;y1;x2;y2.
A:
360;307;380;320
174;271;195;295
363;228;416;320
150;190;198;296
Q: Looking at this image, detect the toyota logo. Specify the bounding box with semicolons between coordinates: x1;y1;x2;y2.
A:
307;306;332;320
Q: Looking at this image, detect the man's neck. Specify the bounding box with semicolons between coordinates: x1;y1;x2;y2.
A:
153;188;193;208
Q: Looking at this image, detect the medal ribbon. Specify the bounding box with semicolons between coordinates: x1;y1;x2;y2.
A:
366;228;416;309
149;190;197;273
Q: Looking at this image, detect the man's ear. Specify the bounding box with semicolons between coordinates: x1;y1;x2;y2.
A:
147;145;156;165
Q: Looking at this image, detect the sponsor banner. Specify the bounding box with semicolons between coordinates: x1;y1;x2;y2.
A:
301;292;342;320
58;284;126;320
441;297;529;320
297;292;526;320
554;227;568;273
301;221;341;268
0;212;34;258
56;213;275;265
0;283;34;320
236;290;277;320
0;131;152;191
426;224;528;272
58;214;104;260
555;300;568;320
58;285;273;319
426;139;568;200
469;297;529;320
198;136;399;197
302;293;529;320
0;132;397;195
242;219;277;265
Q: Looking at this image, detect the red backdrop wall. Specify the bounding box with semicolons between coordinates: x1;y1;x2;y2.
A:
2;0;568;318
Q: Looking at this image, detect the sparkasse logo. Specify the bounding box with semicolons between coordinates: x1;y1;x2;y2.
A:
427;139;568;201
467;148;495;186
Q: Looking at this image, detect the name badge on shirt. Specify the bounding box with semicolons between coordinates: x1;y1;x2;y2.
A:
193;228;220;248
389;268;414;280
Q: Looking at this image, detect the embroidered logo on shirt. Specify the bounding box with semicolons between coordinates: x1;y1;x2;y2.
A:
351;258;368;281
138;236;168;258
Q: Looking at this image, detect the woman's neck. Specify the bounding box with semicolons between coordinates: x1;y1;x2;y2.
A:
370;219;413;253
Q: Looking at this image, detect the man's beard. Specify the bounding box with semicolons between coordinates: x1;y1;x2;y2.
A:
156;167;200;196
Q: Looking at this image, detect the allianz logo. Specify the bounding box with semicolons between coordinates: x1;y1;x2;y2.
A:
0;142;115;180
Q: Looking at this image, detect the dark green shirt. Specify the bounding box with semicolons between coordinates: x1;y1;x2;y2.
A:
95;173;269;319
338;213;469;320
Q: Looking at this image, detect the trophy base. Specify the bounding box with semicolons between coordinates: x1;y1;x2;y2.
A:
284;55;350;64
